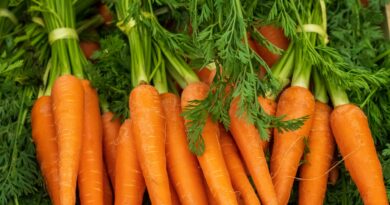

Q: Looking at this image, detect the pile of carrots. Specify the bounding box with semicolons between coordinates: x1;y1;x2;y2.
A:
29;0;388;205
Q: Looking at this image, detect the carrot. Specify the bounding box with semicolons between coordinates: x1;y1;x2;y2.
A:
205;182;218;205
102;111;121;187
80;41;100;60
114;119;145;205
330;103;388;204
328;155;339;186
129;85;171;205
181;82;238;205
31;96;60;205
219;126;261;205
360;0;369;7
51;74;84;205
196;68;216;86
160;93;208;205
170;180;181;205
270;86;315;205
298;101;335;205
78;80;104;205
229;97;277;205
253;25;289;68
103;167;113;205
98;4;113;25
257;96;277;151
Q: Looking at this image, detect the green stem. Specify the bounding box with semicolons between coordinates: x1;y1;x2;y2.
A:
313;68;328;103
166;60;188;89
360;87;377;109
374;49;390;63
128;29;148;86
326;80;350;107
152;46;168;94
291;46;312;88
76;14;104;34
271;44;295;90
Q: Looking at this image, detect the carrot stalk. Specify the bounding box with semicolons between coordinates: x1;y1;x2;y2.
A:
31;96;60;205
161;93;208;205
129;85;171;205
114;119;145;205
51;75;84;205
181;82;238;205
219;127;261;205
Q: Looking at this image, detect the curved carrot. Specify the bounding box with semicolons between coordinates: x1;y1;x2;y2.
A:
31;96;60;205
78;80;104;205
298;101;335;205
229;97;277;205
160;93;208;205
270;86;315;205
219;126;261;205
257;96;277;151
114;119;145;205
51;74;84;205
331;104;388;204
103;167;113;205
102;111;121;187
181;82;238;205
129;85;171;205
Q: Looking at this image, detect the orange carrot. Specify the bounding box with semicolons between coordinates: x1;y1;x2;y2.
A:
31;96;60;205
80;41;100;60
129;85;171;205
331;104;388;204
51;75;84;205
160;93;208;205
229;97;277;205
102;111;121;187
103;167;113;205
98;4;113;25
78;80;104;205
328;155;339;186
219;126;261;205
114;119;145;205
298;101;335;205
196;68;216;86
170;180;181;205
181;82;238;205
270;86;315;205
257;96;277;151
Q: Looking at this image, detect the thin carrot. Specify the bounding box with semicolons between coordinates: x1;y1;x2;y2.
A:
78;80;104;205
103;167;113;205
114;119;145;205
229;97;277;205
270;86;315;205
298;101;335;205
31;96;60;205
80;41;100;60
129;85;171;205
330;103;388;204
328;155;339;186
181;82;238;205
257;96;277;151
219;126;261;205
51;74;84;205
196;68;216;86
102;111;121;187
160;93;208;205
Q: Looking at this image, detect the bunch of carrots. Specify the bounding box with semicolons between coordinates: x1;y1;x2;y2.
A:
28;0;388;205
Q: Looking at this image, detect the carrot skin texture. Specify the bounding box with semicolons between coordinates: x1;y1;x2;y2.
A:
31;96;60;205
103;167;113;205
219;127;261;205
129;85;171;205
298;101;335;205
270;86;315;205
161;93;208;205
257;96;277;151
102;111;121;187
229;97;277;205
170;180;181;205
181;82;238;205
114;120;145;205
51;75;84;205
80;41;100;60
331;104;388;205
78;80;104;205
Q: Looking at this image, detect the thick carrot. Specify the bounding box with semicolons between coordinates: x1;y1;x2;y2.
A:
114;119;145;205
254;25;289;68
51;74;84;205
331;104;388;204
298;101;335;205
229;97;277;205
257;96;277;151
31;96;60;205
129;85;171;205
78;80;104;205
170;180;181;205
270;86;315;205
181;82;238;205
219;126;261;205
160;93;208;205
103;167;113;205
196;68;216;85
102;111;121;187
